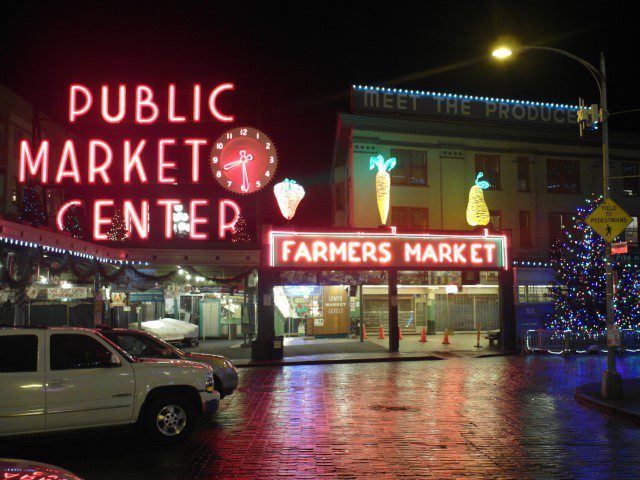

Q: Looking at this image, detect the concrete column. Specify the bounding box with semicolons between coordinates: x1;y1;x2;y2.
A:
388;269;399;353
499;268;516;350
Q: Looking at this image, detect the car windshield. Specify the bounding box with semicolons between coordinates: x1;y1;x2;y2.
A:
102;331;180;359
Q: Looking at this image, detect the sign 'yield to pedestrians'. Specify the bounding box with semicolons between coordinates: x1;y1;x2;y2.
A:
585;198;632;241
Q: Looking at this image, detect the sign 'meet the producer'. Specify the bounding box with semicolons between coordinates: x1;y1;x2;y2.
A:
352;87;578;126
585;198;632;241
268;230;508;270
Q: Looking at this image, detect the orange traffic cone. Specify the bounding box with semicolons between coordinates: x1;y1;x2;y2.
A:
362;325;368;340
378;325;385;339
442;329;451;345
398;325;403;340
419;326;427;343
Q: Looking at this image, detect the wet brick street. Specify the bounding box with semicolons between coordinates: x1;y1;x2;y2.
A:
3;355;640;479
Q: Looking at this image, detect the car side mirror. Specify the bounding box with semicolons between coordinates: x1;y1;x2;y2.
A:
110;353;122;367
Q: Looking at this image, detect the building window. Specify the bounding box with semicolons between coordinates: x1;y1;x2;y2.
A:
549;213;572;245
335;182;345;212
489;210;502;230
517;157;530;192
391;207;428;229
390;149;428;186
519;211;532;247
622;163;639;197
518;285;552;303
626;217;638;245
547;159;580;194
475;154;500;190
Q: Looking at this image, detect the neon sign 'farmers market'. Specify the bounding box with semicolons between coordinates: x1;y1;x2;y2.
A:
18;84;278;241
268;230;508;269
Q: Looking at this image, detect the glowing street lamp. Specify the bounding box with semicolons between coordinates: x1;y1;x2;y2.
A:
491;47;513;59
490;43;621;399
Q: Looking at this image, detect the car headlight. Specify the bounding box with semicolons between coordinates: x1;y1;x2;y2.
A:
205;371;215;393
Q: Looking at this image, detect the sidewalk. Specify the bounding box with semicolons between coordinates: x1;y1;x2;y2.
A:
575;379;640;426
233;351;444;368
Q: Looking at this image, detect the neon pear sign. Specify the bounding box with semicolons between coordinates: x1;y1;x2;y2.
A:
18;83;273;242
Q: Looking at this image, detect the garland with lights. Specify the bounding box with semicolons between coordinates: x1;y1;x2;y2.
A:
1;240;256;290
231;216;251;243
546;194;640;332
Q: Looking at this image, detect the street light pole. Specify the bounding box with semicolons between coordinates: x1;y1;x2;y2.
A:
492;46;622;398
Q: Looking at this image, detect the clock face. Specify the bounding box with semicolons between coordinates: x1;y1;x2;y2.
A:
210;127;278;194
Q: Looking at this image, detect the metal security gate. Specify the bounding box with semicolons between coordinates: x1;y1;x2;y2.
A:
434;293;499;332
363;295;416;332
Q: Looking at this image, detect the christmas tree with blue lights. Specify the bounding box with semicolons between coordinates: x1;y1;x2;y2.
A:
547;195;640;332
18;184;47;227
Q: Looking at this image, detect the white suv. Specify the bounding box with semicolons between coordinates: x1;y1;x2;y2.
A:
0;326;220;443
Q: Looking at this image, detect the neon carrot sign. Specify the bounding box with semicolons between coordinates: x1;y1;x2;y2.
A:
18;83;250;241
268;229;508;269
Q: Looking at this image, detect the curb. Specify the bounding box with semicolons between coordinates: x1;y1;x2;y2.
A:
475;350;520;358
235;355;444;368
574;387;640;427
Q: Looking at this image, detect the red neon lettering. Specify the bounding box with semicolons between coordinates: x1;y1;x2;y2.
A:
168;84;187;123
293;242;312;263
56;199;83;232
19;140;49;183
422;244;438;263
193;84;201;122
124;200;149;240
88;140;113;184
282;240;296;262
439;243;453;263
190;199;210;240
184;138;207;183
157;139;177;184
379;242;392;263
55;140;81;183
208;83;235;123
135;85;159;124
329;242;347;262
218;199;240;239
405;243;420;262
94;199;114;240
69;84;92;122
312;241;329;262
470;243;483;263
483;243;496;263
101;84;126;123
347;242;362;262
362;241;377;262
157;199;181;239
453;244;467;263
123;139;148;183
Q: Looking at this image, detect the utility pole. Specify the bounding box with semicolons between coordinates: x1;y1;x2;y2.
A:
599;52;622;399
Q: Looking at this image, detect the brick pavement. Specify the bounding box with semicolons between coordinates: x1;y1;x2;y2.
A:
4;355;640;479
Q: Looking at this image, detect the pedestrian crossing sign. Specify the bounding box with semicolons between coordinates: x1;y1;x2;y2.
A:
585;198;632;241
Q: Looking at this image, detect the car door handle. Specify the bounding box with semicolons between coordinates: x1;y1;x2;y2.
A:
48;379;66;388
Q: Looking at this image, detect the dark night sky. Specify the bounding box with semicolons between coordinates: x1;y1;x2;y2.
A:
1;1;638;228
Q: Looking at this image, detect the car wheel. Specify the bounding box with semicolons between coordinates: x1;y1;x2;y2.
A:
143;395;196;444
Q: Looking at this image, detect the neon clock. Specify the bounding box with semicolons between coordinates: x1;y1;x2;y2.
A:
210;127;278;194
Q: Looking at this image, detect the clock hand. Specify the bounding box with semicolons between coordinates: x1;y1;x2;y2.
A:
223;160;243;171
241;162;250;192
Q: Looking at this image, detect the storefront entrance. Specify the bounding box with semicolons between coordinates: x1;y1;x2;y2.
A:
253;227;514;359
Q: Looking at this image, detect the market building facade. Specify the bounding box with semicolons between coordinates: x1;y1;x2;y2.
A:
329;85;640;346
